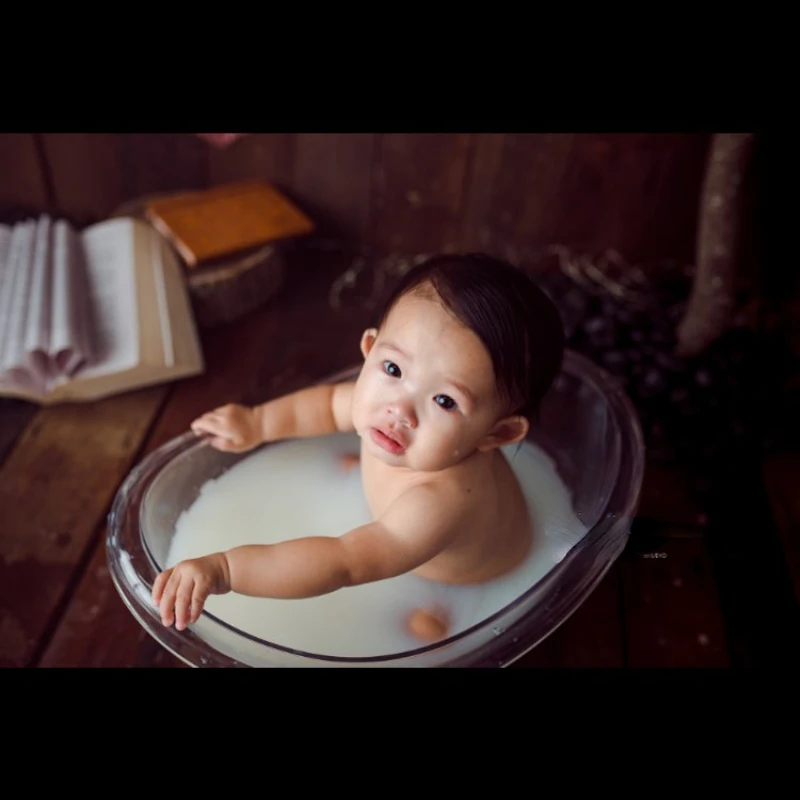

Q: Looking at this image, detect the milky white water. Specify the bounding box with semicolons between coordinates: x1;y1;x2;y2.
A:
164;432;588;659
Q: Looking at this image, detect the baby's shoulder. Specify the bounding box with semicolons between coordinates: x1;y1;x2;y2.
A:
407;467;485;512
382;472;480;538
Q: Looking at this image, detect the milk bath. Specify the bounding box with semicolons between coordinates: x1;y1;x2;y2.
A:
163;432;588;658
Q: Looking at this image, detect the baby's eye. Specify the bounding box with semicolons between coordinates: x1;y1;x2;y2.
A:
383;360;402;378
434;394;457;411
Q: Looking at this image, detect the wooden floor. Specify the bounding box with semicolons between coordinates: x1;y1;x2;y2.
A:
1;246;798;669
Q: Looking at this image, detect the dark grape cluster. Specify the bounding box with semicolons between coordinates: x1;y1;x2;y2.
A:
537;268;796;467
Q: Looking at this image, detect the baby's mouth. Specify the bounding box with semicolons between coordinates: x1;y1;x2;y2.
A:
370;427;406;455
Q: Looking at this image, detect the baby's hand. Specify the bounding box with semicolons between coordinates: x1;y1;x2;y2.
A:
152;554;230;631
190;404;262;452
406;607;450;642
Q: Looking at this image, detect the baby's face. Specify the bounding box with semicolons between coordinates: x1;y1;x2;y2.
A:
351;291;518;472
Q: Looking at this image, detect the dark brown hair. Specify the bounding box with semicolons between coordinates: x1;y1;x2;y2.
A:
377;253;565;422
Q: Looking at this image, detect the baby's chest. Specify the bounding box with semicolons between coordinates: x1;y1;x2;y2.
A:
359;458;414;517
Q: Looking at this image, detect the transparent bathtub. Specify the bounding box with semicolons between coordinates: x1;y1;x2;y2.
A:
106;350;644;667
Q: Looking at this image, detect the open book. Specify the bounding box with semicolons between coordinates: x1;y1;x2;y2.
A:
0;214;204;403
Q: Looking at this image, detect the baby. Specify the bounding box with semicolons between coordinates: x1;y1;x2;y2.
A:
152;253;565;641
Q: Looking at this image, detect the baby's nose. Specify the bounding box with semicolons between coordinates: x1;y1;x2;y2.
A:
387;400;417;428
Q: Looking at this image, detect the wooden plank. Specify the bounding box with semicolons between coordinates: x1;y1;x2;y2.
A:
637;462;706;528
460;133;576;261
544;133;649;257
132;633;187;668
292;134;375;244
621;535;729;667
459;133;507;253
116;134;209;199
40;134;125;224
508;633;558;668
208;133;296;193
0;133;49;211
549;561;624;667
459;134;710;271
542;134;711;267
369;133;473;255
517;519;713;670
625;133;710;267
762;452;800;605
701;454;800;668
34;534;154;669
0;400;37;468
511;561;624;668
38;248;374;667
0;387;167;667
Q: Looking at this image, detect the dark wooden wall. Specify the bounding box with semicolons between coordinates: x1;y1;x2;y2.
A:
0;133;712;269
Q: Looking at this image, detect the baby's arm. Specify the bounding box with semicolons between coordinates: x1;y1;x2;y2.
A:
152;481;462;630
191;381;355;452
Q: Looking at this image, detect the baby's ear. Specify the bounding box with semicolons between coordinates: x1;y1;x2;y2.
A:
478;415;529;451
360;328;378;358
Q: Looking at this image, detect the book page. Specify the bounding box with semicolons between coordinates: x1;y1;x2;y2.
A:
0;223;10;266
158;235;203;375
0;224;14;347
0;365;43;398
149;226;174;367
75;218;139;379
0;220;43;392
22;216;55;384
49;220;95;378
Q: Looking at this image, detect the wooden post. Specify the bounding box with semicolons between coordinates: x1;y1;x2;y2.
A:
676;133;755;357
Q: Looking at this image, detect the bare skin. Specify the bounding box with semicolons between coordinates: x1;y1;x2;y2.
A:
152;291;533;639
